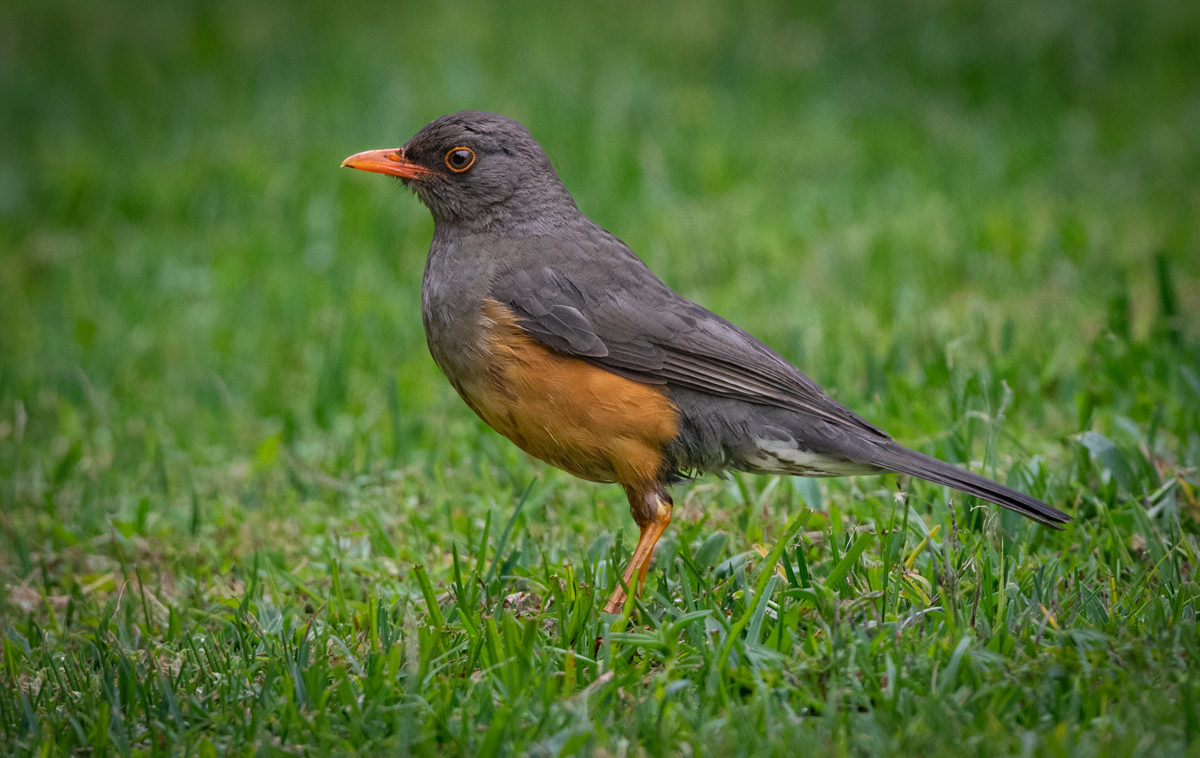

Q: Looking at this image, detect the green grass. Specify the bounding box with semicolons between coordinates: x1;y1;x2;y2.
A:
2;0;1200;754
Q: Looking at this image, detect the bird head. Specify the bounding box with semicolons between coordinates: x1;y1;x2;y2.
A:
342;111;577;231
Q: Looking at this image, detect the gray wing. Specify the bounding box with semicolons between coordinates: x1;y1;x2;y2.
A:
490;254;889;440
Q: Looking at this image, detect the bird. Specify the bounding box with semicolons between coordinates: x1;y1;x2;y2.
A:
342;111;1070;614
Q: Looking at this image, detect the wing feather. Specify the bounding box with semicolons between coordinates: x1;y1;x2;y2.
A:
491;255;888;439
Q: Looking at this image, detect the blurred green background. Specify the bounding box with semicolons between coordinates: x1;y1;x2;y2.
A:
3;0;1196;473
2;0;1200;753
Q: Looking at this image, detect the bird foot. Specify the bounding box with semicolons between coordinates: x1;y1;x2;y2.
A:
602;588;628;615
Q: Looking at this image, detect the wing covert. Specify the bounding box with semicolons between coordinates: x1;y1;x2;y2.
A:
491;260;889;439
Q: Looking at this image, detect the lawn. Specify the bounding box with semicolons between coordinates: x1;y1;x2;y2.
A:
2;0;1199;755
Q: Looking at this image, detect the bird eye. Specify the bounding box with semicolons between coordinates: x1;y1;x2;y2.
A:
444;147;476;172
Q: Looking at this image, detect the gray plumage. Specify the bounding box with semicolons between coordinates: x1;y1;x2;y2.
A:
393;111;1069;529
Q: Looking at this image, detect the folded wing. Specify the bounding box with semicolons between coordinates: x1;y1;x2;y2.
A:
490;253;889;439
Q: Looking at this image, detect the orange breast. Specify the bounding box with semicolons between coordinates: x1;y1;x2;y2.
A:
455;299;679;487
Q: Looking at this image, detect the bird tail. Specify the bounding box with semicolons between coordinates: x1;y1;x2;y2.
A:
869;442;1071;529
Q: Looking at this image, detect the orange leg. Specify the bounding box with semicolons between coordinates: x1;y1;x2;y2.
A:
603;492;673;614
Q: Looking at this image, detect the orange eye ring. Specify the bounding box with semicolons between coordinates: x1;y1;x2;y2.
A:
444;147;476;172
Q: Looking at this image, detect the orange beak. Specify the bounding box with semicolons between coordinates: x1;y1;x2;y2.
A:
340;148;435;179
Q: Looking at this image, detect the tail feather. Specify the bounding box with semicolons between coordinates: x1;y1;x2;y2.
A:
871;443;1071;529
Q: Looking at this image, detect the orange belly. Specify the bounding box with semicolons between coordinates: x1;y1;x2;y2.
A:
454;299;679;488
